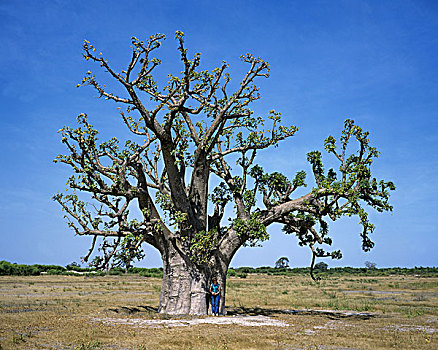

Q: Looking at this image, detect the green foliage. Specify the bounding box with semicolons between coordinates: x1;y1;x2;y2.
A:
65;262;94;272
53;31;395;280
365;261;377;269
0;261;65;276
189;229;217;264
227;268;237;277
275;257;290;268
113;234;145;269
233;212;269;247
155;192;190;231
281;119;396;266
134;268;163;278
314;261;328;272
229;265;438;277
1;261;437;278
211;182;232;208
292;170;307;189
248;165;306;208
306;151;324;183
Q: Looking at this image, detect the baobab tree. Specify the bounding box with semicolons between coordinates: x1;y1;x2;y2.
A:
53;31;395;315
275;257;290;269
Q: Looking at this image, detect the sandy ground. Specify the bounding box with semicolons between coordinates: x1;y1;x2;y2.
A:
92;309;380;329
93;314;289;328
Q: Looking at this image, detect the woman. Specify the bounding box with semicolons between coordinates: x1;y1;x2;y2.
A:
209;277;221;316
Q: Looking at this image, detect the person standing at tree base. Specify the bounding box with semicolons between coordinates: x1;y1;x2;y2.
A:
209;277;221;316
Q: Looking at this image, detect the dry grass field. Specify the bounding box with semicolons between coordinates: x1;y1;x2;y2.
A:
0;273;437;349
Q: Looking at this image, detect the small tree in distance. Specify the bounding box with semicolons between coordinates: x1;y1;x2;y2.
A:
314;261;328;272
53;31;395;315
275;257;290;269
66;261;81;269
365;261;377;269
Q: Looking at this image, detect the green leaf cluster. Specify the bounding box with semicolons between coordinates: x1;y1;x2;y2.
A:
233;212;269;247
189;229;217;264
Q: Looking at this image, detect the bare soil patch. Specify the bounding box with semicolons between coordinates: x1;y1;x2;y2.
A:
93;314;289;328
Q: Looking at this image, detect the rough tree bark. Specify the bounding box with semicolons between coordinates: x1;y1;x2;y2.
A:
159;246;209;315
158;231;238;315
157;243;232;314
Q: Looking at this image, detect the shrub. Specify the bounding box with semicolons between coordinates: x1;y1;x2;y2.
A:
227;269;236;277
365;261;377;269
237;267;254;273
138;270;163;278
314;262;328;272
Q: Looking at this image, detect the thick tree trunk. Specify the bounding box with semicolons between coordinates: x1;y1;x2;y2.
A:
158;243;229;315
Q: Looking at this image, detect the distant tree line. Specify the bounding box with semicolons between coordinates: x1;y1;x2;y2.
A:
1;260;436;278
227;265;438;278
0;261;162;277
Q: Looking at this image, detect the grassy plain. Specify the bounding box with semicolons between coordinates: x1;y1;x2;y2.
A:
0;273;437;349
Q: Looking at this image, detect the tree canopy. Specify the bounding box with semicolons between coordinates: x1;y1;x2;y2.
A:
275;257;290;269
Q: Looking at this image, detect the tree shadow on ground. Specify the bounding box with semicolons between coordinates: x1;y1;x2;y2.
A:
226;307;379;320
105;305;379;320
105;305;158;315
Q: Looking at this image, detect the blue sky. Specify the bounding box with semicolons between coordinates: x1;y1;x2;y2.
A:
0;0;437;268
